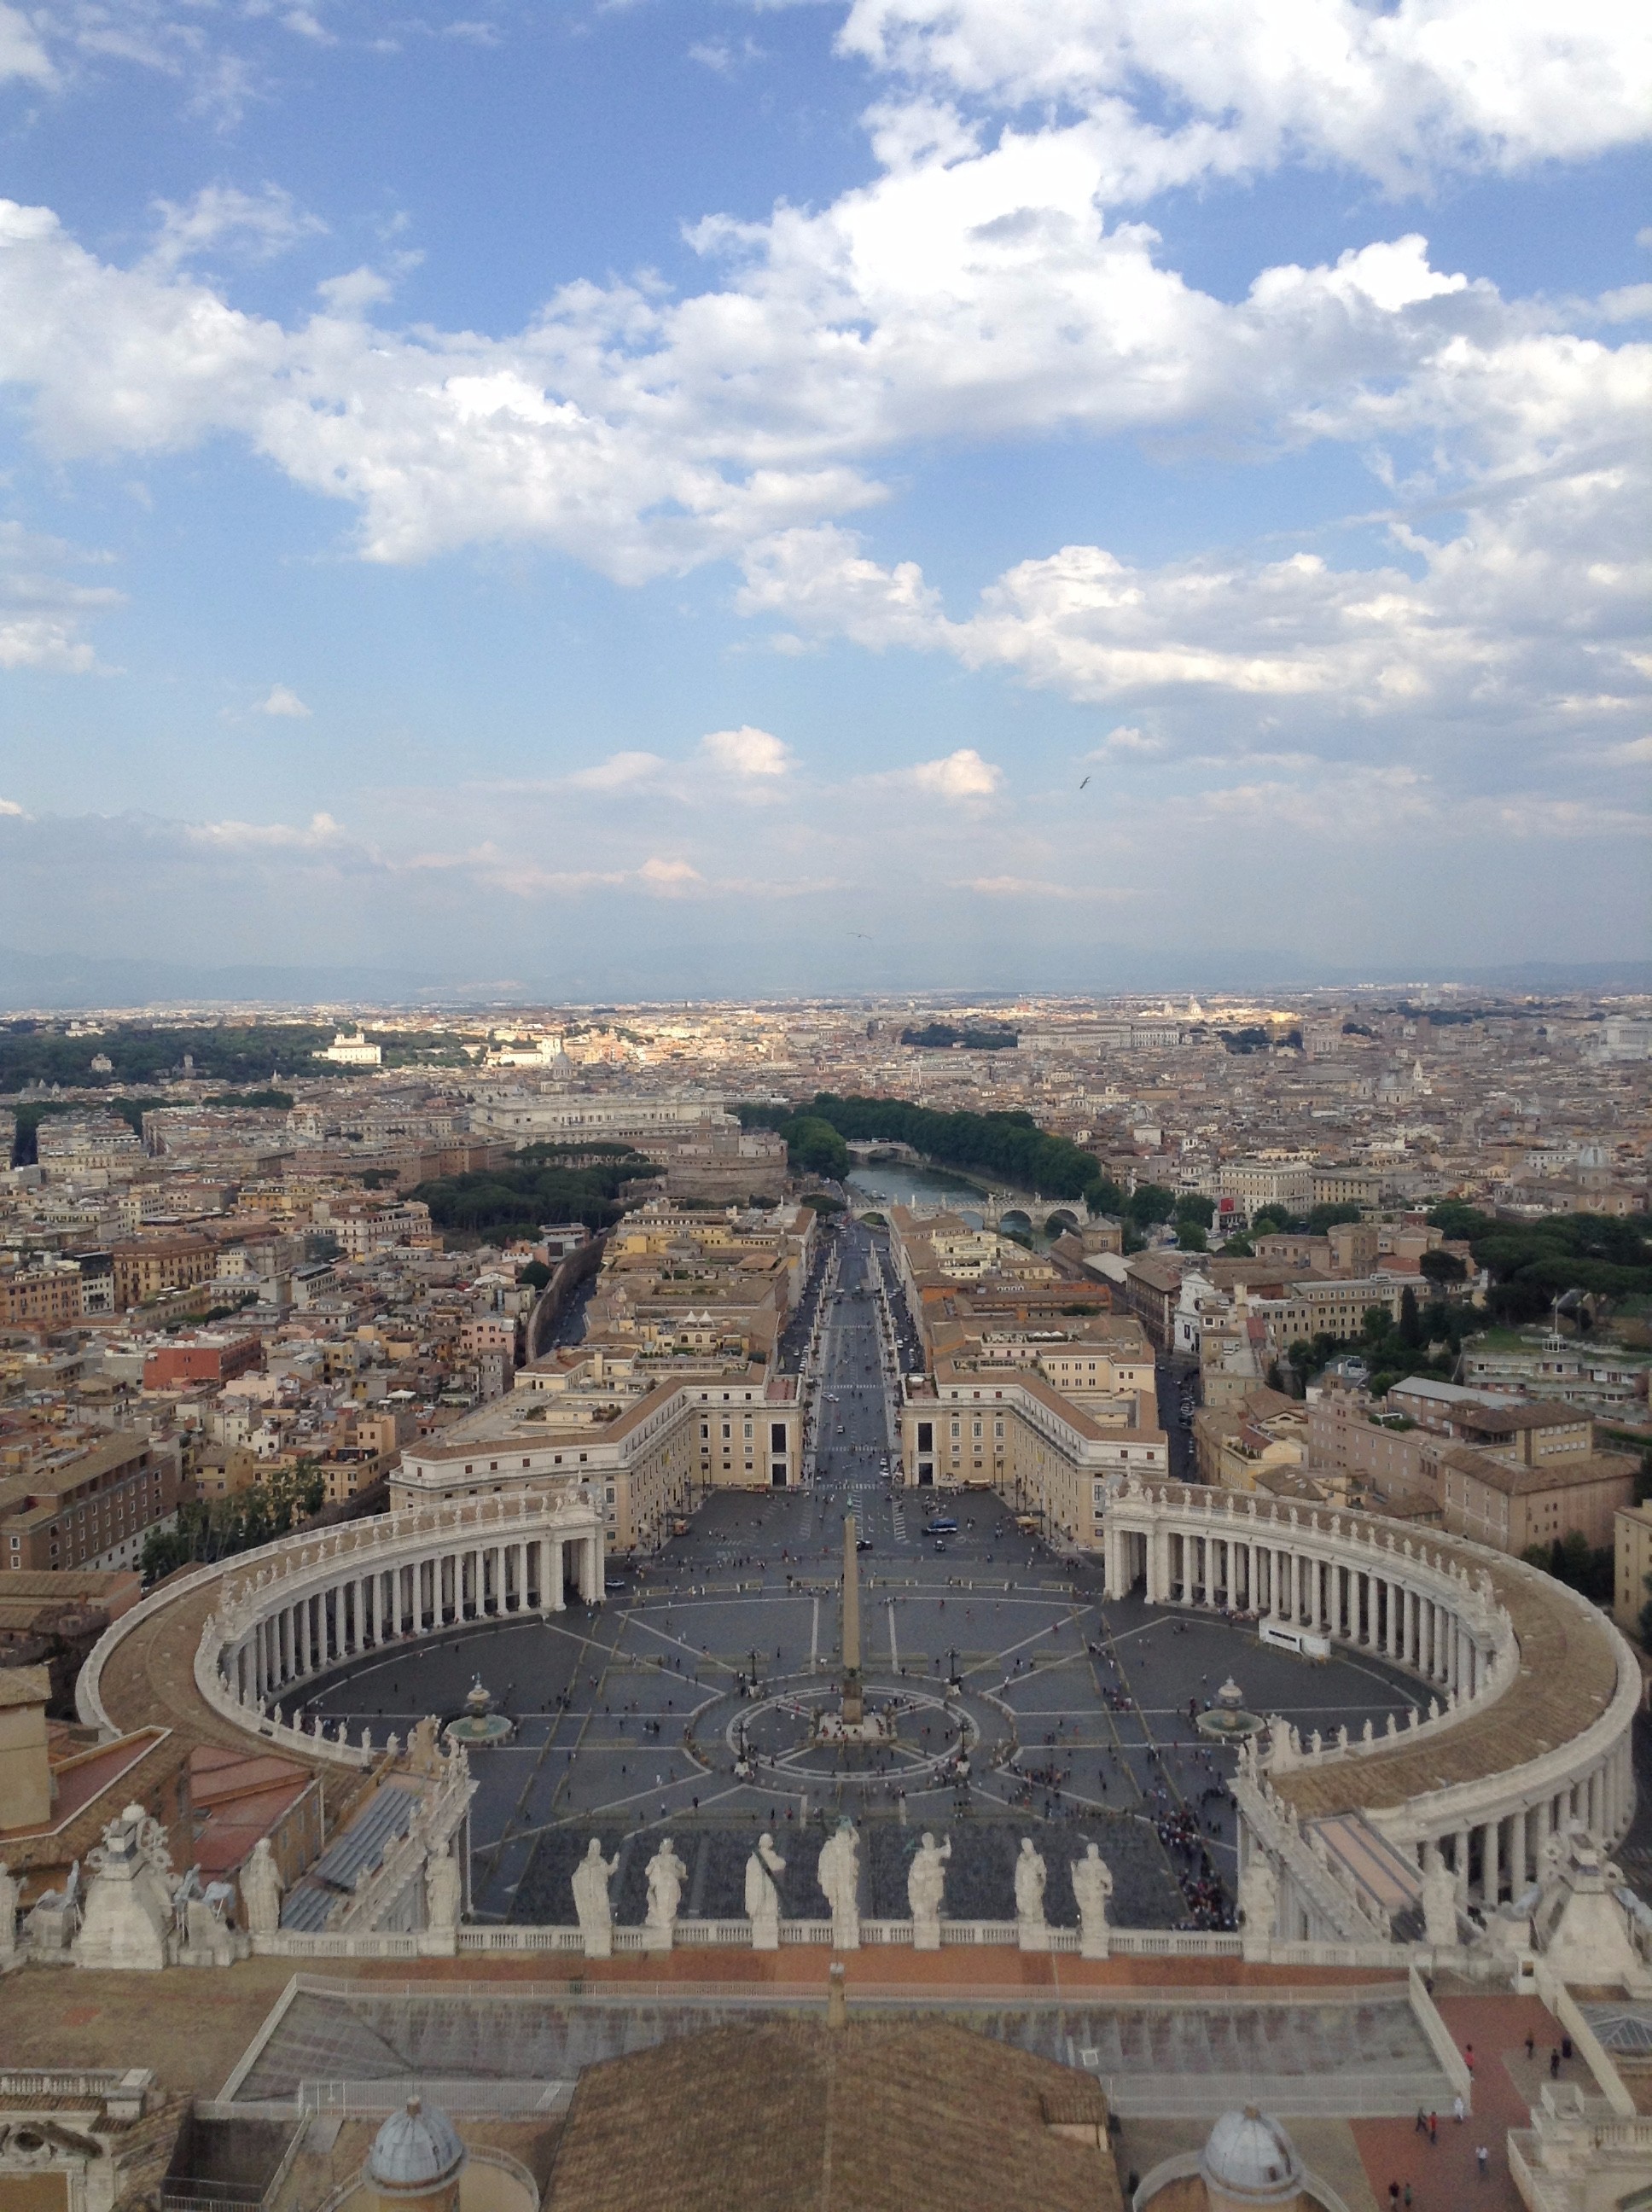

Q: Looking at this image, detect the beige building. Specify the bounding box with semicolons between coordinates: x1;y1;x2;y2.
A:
899;1361;1167;1549
1438;1440;1637;1555
1613;1501;1652;1639
395;1348;803;1553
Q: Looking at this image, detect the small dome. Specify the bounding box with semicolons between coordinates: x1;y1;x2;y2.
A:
366;2098;466;2195
1200;2108;1304;2203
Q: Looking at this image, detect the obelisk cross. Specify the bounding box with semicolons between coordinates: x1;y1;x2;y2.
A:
841;1511;864;1725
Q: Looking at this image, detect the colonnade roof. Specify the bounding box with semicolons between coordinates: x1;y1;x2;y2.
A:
1269;1549;1620;1821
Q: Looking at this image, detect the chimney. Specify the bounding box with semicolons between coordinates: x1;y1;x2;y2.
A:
826;1961;846;2030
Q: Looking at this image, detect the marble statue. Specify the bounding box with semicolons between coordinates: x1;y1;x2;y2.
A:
1238;1854;1278;1960
1071;1843;1114;1959
241;1837;283;1937
1015;1837;1049;1951
907;1831;951;1951
0;1860;17;1965
817;1819;860;1951
425;1843;463;1934
573;1839;620;1959
1420;1846;1458;1949
406;1716;445;1775
745;1834;787;1951
643;1839;688;1949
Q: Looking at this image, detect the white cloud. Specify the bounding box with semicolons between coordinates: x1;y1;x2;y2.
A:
0;796;26;816
637;856;705;895
967;874;1132;899
839;0;1652;195
564;750;666;793
183;810;344;849
0;519;123;672
0;3;51;84
148;185;326;274
255;682;312;719
888;748;1002;800
1086;725;1161;757
699;725;790;777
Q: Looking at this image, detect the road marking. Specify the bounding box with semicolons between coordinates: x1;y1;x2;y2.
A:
887;1598;899;1670
811;1596;819;1669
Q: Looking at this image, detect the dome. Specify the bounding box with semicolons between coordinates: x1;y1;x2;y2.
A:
1199;2109;1304;2204
366;2098;466;2196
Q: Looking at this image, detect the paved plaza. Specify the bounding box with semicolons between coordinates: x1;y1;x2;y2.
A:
294;1223;1426;1932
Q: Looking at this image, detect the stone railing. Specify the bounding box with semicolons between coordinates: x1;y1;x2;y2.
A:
253;1918;1359;1965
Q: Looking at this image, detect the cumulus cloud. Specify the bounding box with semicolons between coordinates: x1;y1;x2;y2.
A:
255;682;312;718
0;520;123;671
699;725;790;777
882;748;1002;800
839;0;1652;195
0;796;26;816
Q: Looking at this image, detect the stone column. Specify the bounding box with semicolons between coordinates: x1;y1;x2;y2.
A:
1454;1825;1471;1906
1480;1819;1499;1908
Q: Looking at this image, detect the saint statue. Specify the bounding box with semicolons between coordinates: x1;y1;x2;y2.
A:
240;1837;282;1938
425;1842;463;1934
745;1834;787;1950
644;1839;688;1946
1071;1843;1114;1959
572;1838;620;1959
907;1831;951;1950
1014;1837;1047;1926
817;1819;860;1950
1420;1845;1458;1949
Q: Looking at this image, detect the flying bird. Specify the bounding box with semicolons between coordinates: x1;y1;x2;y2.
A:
848;930;872;940
1079;775;1091;789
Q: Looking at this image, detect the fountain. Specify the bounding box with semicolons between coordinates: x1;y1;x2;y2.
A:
1195;1676;1265;1744
443;1675;515;1747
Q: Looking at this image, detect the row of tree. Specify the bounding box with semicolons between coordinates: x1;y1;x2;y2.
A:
139;1460;328;1580
742;1093;1126;1210
1426;1202;1652;1320
410;1150;656;1235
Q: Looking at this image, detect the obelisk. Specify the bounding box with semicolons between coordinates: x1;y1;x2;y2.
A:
841;1512;864;1726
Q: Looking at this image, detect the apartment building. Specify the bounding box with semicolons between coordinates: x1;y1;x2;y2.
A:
143;1331;262;1390
0;1259;84;1328
1244;1276;1409;1353
110;1236;215;1310
0;1429;183;1574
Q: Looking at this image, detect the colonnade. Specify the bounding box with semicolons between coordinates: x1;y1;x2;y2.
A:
1104;1480;1639;1930
1122;1521;1494;1698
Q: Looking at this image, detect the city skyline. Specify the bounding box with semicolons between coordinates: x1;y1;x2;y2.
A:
0;0;1648;981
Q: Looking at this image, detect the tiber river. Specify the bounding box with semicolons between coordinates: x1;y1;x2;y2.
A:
845;1161;1063;1248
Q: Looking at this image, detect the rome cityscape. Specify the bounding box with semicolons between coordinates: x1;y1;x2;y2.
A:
1;3;1650;2211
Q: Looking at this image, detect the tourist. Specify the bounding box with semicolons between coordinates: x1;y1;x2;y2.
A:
1475;2145;1489;2180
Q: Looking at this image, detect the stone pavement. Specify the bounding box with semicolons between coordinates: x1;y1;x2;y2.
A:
1348;1993;1566;2212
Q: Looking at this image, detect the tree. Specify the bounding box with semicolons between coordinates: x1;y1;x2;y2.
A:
519;1260;552;1293
1177;1221;1208;1252
1419;1249;1467;1288
1126;1182;1176;1228
782;1115;850;1181
1399;1286;1422;1348
1173;1192;1215;1230
1220;1234;1254;1257
1250;1203;1292;1236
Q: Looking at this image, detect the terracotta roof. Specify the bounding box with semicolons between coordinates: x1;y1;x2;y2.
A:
545;2020;1123;2212
1437;1447;1636;1498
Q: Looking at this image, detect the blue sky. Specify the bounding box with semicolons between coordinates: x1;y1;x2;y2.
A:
0;0;1647;993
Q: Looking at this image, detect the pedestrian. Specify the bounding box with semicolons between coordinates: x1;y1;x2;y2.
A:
1413;2110;1428;2136
1387;2185;1399;2209
1550;2047;1561;2079
1525;2032;1535;2062
1403;2188;1411;2209
1428;2114;1437;2144
1463;2043;1474;2074
1475;2144;1488;2180
1452;2095;1464;2125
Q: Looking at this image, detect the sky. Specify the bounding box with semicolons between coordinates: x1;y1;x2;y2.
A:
0;0;1648;997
